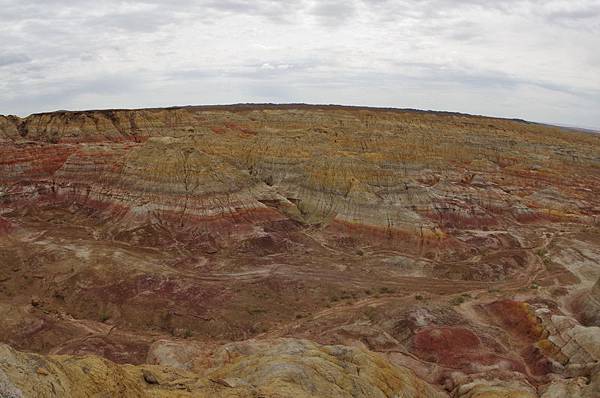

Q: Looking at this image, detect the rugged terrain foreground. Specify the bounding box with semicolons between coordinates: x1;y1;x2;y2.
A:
0;104;599;397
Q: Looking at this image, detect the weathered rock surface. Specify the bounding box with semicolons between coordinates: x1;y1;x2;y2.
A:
0;339;447;398
146;339;204;371
540;369;600;398
581;277;600;326
454;378;537;398
0;115;19;141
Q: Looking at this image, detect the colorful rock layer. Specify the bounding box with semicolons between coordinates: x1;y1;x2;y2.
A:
1;105;599;397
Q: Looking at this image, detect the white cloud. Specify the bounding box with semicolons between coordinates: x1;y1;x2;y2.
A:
0;0;598;128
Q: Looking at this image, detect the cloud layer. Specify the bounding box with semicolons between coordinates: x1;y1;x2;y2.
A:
0;0;599;128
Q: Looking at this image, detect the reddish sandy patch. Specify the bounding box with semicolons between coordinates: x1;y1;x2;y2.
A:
413;326;480;363
0;217;12;235
485;300;543;342
411;326;525;373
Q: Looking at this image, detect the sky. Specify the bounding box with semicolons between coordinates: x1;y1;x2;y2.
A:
0;0;599;129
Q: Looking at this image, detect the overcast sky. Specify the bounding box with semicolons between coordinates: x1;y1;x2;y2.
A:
0;0;599;128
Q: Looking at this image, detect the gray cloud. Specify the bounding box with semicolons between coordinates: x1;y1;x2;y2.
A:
0;0;598;129
0;53;31;67
310;1;357;26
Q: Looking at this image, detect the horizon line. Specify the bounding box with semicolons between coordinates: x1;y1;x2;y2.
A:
2;102;598;133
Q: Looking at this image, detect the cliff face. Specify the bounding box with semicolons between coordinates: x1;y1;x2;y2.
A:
1;105;600;397
0;115;20;141
13;108;201;143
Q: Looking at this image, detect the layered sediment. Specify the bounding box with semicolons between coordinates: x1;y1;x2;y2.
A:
0;104;599;397
2;105;598;246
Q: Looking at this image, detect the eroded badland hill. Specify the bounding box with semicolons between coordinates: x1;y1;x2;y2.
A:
0;104;599;397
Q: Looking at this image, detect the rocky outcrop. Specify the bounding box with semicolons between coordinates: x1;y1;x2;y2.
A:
540;369;600;398
146;339;204;371
539;315;600;368
0;115;20;141
581;277;600;326
0;338;447;398
453;378;537;398
9;108;200;143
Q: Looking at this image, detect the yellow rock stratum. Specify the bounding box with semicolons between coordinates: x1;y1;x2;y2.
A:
0;338;447;398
